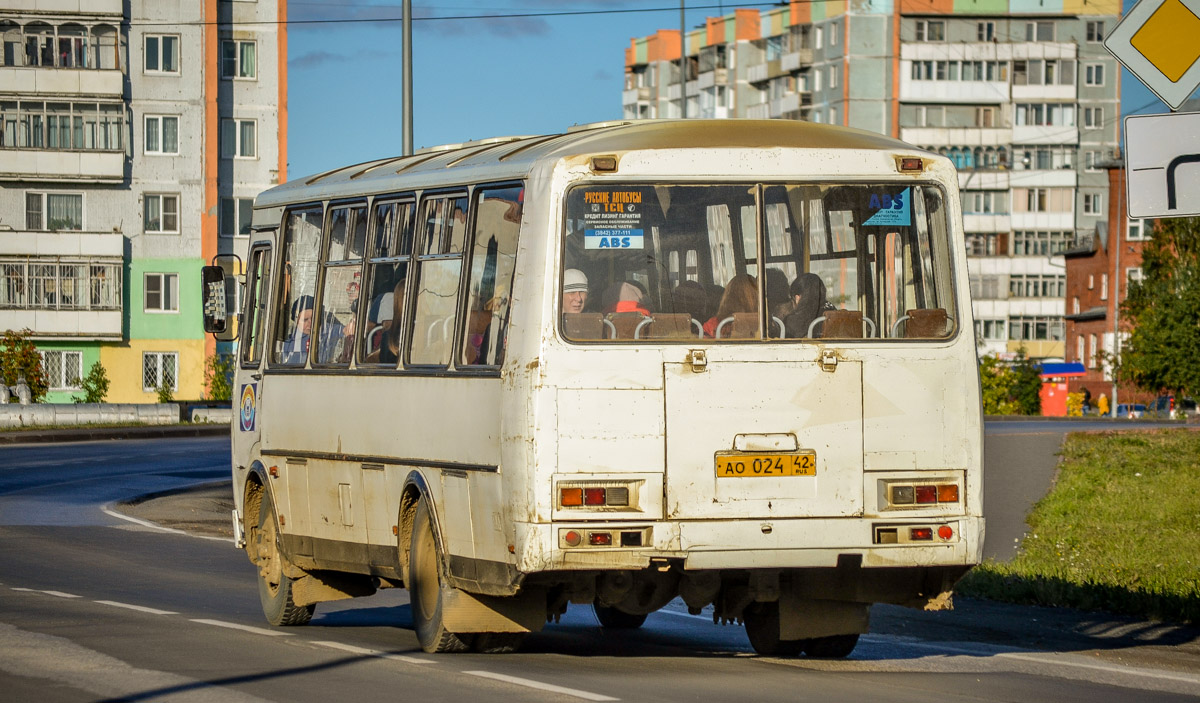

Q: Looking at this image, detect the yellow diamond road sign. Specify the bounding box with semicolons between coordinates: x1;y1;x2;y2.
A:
1106;0;1200;110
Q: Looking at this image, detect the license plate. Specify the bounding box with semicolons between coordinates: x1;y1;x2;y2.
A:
715;451;817;477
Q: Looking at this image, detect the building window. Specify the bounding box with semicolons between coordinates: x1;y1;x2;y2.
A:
968;274;1002;299
26;192;83;231
1072;296;1080;314
40;350;83;390
1086;21;1106;42
815;26;823;49
1009;274;1066;298
144;115;179;155
1089;334;1098;368
916;20;945;42
1012;231;1072;255
1084;107;1104;129
830;21;839;45
220;197;254;237
1009;316;1064;341
977;319;1005;340
142;351;178;392
975;107;995;127
220;118;256;158
144;35;179;73
144;194;179;234
966;233;999;256
1085;64;1105;86
1025;21;1054;41
829;64;840;89
1100;273;1109;300
220;40;256;79
1076;334;1084;362
2;101;126;152
1084;150;1102;170
144;272;179;312
977;22;995;41
1083;192;1103;215
1127;219;1150;241
1088;274;1094;290
1127;267;1144;285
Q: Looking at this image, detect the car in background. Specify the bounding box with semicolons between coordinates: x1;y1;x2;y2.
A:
1147;395;1197;419
1117;403;1146;419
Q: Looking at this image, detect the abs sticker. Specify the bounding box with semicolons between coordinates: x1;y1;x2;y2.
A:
239;383;257;432
863;188;911;226
583;190;645;250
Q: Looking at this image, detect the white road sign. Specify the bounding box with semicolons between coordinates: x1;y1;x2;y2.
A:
1105;0;1200;111
1125;112;1200;218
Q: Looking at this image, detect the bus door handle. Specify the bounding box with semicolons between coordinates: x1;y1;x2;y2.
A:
251;372;262;380
820;350;838;372
687;349;707;373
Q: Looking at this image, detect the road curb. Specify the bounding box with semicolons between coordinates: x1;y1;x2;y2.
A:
0;423;230;445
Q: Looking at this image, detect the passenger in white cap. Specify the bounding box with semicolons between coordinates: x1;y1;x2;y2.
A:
563;268;589;313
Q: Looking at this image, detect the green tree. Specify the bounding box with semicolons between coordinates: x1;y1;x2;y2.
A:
978;349;1042;416
73;361;110;403
203;353;234;402
0;329;49;403
1117;217;1200;398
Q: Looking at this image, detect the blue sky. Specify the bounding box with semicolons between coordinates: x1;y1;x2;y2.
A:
284;0;1191;179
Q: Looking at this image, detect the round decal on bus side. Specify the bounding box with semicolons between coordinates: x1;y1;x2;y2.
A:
240;383;257;432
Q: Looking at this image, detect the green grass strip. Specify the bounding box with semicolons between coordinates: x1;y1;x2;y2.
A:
957;429;1200;623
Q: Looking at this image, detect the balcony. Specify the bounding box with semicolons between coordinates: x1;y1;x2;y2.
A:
1005;168;1077;187
0;149;125;183
963;214;1011;232
1012;84;1077;101
0;233;125;340
770;93;801;117
781;49;812;72
899;76;1010;103
747;59;783;84
746;101;770;119
900;127;1011;147
7;0;123;13
697;68;727;89
1011;125;1078;145
1010;212;1075;230
0;67;124;98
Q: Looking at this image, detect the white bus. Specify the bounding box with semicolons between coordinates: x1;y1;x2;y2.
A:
203;119;984;657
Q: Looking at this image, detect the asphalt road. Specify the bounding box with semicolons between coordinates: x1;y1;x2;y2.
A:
0;429;1197;702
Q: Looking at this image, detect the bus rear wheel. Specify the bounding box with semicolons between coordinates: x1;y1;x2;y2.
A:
408;498;471;653
802;633;859;659
593;600;648;629
254;490;315;626
743;602;804;657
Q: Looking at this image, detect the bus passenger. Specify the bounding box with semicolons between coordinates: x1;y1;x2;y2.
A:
366;279;406;365
563;269;589;313
703;273;757;338
282;295;315;363
603;280;651;315
781;273;830;338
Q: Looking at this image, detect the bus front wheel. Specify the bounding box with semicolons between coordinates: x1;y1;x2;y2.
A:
408;499;472;653
254;490;315;626
593;600;648;629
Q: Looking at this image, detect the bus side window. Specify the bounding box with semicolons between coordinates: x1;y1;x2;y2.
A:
271;206;323;366
409;193;468;366
241;244;272;366
314;203;367;367
359;198;414;366
460;185;522;367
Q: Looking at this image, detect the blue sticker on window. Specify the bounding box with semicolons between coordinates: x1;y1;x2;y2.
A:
863;188;911;226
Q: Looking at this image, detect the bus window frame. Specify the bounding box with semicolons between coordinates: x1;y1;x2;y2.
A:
356;194;417;369
269;202;325;369
557;179;960;346
457;181;525;372
239;240;274;369
405;188;472;370
311;198;369;369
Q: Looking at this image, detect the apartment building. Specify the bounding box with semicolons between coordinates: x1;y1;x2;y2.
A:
623;0;1121;360
0;0;286;402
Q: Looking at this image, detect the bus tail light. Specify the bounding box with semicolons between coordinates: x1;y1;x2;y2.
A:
588;532;612;546
557;482;638;510
559;526;651;549
910;527;933;541
937;525;954;540
873;523;957;544
884;480;961;510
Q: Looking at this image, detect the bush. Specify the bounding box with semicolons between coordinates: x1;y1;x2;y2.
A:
156;381;175;404
73;361;110;403
0;329;49;403
204;353;234;402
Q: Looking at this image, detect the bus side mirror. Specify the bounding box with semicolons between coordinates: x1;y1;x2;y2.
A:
202;265;237;340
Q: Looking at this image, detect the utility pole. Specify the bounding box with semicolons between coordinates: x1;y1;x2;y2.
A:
680;1;687;119
1111;178;1123;417
403;0;413;155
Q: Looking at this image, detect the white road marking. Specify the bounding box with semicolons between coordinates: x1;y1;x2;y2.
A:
95;600;177;616
310;640;434;665
101;504;232;543
11;587;81;598
464;671;618;701
189;619;292;637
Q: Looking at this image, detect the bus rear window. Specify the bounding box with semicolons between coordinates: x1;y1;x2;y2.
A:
561;183;956;342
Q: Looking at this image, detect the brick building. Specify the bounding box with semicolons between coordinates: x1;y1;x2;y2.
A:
1062;157;1154;410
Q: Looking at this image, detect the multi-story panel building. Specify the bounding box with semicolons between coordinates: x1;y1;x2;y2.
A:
623;0;1121;360
0;1;286;402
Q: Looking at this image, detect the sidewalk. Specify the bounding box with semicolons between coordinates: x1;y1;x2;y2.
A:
0;423;230;445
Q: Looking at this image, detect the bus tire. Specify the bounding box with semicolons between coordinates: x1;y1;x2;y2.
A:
472;632;526;653
408;498;471;653
593;600;648;629
803;633;859;659
743;602;804;657
254;490;315;627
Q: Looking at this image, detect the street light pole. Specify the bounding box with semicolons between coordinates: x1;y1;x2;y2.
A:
402;0;413;156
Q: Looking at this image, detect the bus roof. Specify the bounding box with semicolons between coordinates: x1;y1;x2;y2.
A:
256;119;925;208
